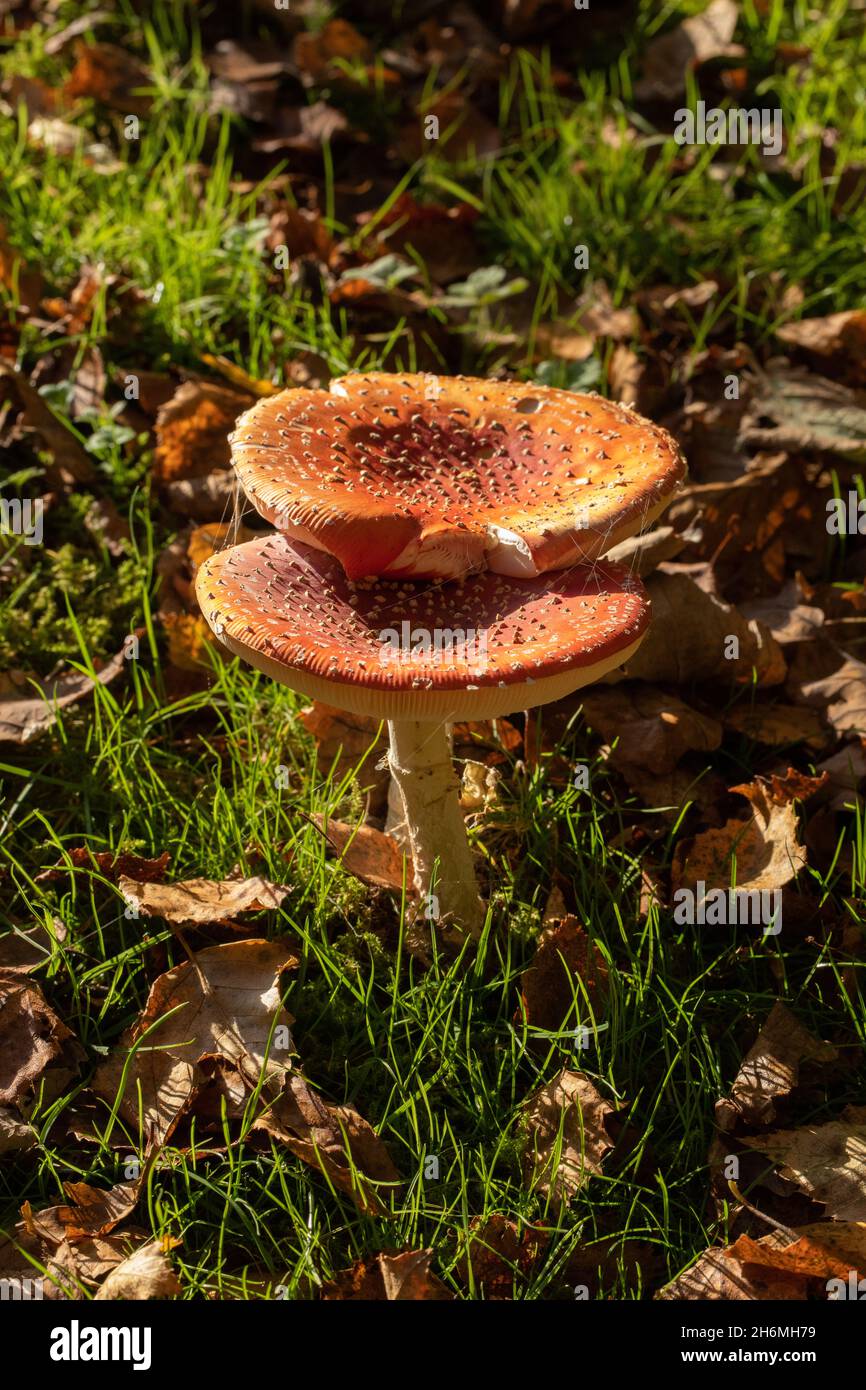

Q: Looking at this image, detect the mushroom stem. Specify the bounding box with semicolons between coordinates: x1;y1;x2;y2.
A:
387;719;485;938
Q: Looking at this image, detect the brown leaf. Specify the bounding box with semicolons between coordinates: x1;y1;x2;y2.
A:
0;1107;36;1155
92;939;298;1144
292;19;370;82
520;917;609;1039
635;0;740;101
0;656;127;744
740;580;824;646
94;1241;181;1300
716;1002;838;1131
816;741;866;812
252;101;349;154
522;1069;615;1202
117;874;289;925
164;467;238;522
313;816;408;892
0;360;94;483
673;782;807;895
581;684;722;775
458;1213;547;1298
657;1233;830;1301
64;41;152;116
322;1248;451;1300
795;652;866;737
741;1106;866;1220
30;1180;140;1245
723;701;828;750
36;848;170;886
0;971;83;1106
0;918;66;969
154;379;252;484
777;311;866;382
726;1230;852;1284
161;613;216;671
267;205;334;266
255;1073;399;1214
612;573;786;688
740;368;866;459
576;281;639;341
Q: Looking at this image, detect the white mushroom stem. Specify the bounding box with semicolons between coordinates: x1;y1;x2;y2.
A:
387;719;485;938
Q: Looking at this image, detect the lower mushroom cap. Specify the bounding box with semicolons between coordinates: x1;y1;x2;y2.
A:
196;533;650;721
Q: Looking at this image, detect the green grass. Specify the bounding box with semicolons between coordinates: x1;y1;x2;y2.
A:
1;0;865;1299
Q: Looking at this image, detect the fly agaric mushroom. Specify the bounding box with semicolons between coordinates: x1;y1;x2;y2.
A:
196;533;651;937
229;372;686;581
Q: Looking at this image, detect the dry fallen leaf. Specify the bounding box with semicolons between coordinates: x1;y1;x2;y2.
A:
312;816;408;893
581;684;722;775
254;1072;399;1214
458;1213;547;1298
522;1069;615;1202
0;653;126;745
154;379;252;484
716;1002;838;1131
322;1248;451;1300
93;939;298;1144
795;653;866;738
117;874;289;925
94;1241;181;1300
0;360;94;483
722;701;827;751
64;41;152;116
0;970;84;1107
657;1230;837;1301
29;1179;140;1246
777;310;866;382
520;916;609;1035
741;1106;866;1221
673;779;807;895
36;848;170;886
635;0;740;101
0;1106;36;1155
612;573;786;688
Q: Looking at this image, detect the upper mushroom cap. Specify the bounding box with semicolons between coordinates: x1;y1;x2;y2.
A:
195;532;650;721
230;372;687;582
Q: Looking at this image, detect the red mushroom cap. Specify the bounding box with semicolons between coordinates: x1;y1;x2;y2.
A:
230;372;686;582
195;532;650;721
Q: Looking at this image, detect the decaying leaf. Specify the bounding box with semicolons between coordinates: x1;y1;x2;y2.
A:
458;1213;547;1298
635;0;740;101
723;701;827;750
673;779;807;895
154;379;252;484
581;684;722;775
64;40;152;116
520;916;609;1034
0;652;126;745
657;1228;843;1301
117;874;289;925
93;939;298;1143
716;1002;838;1131
741;1106;866;1220
612;573;786;688
795;653;866;738
322;1248;451;1300
0;1106;36;1154
312;816;408;893
776;310;866;381
0;970;84;1106
94;1241;181;1300
0;359;94;483
254;1072;399;1213
522;1069;615;1202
